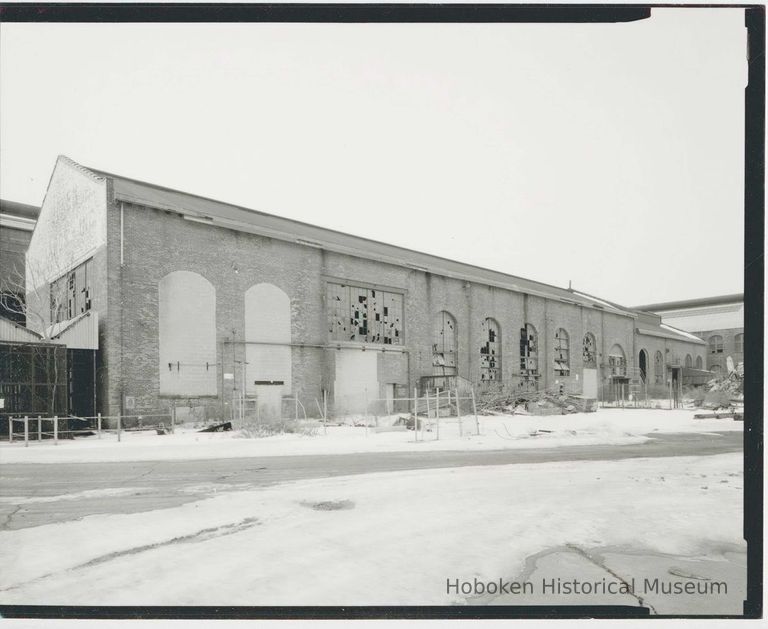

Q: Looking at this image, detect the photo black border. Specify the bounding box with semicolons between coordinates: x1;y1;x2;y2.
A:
0;2;762;621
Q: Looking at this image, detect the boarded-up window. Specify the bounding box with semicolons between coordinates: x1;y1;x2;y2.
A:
608;344;626;377
695;355;703;369
159;271;217;396
520;324;538;375
433;311;457;376
685;354;693;368
734;333;744;353
554;328;570;376
709;335;724;354
582;332;596;368
327;282;403;345
245;283;292;396
480;318;501;382
655;351;664;384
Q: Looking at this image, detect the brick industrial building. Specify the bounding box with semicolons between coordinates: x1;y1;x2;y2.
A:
634;294;744;376
0;199;39;324
17;156;707;422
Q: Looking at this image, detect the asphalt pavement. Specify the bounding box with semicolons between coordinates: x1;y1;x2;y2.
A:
0;430;742;531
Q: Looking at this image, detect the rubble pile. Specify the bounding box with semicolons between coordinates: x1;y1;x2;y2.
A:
703;363;744;409
477;390;597;416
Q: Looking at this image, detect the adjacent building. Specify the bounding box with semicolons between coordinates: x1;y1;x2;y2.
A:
634;294;744;376
12;155;707;423
0;199;39;324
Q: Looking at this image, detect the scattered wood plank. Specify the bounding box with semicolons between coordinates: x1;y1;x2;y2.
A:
198;421;233;433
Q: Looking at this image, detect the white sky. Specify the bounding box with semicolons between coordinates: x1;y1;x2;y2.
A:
0;8;747;306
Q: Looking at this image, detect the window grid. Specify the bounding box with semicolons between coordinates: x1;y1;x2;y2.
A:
582;332;596;368
326;282;404;345
50;259;92;324
480;318;501;382
608;345;626;377
519;324;538;376
433;311;457;376
554;328;570;376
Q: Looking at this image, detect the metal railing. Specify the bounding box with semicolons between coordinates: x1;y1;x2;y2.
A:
5;412;174;446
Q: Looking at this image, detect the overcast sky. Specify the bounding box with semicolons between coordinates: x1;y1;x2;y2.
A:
0;8;746;306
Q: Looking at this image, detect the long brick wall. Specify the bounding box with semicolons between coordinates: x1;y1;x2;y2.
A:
27;162;707;420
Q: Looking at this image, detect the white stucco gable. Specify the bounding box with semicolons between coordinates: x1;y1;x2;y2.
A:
26;155;108;291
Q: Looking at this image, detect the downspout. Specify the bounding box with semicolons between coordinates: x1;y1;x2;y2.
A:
119;201;125;419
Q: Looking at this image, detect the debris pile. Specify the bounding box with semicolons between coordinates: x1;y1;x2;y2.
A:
477;390;597;416
703;362;744;409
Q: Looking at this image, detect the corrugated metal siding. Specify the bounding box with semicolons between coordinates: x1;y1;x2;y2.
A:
50;311;99;350
0;317;42;343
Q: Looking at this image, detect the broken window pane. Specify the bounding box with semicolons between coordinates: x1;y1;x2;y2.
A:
433;311;458;376
582;332;596;368
326;281;404;345
554;328;570;376
49;258;93;324
708;335;724;354
519;323;538;376
480;318;501;382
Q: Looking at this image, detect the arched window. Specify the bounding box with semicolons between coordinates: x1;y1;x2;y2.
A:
158;271;217;396
554;328;570;376
709;335;724;354
433;311;457;376
480;318;501;382
520;324;538;375
685;354;693;368
654;350;664;384
638;349;648;383
734;333;744;354
245;283;292;395
710;364;722;376
582;332;597;368
695;355;703;369
608;344;626;377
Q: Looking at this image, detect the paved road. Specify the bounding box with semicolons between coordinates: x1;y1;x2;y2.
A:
0;431;741;530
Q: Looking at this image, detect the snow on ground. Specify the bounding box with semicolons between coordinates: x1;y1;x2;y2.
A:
0;408;741;465
0;453;743;606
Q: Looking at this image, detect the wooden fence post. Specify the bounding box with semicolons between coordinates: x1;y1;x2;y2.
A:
24;416;28;447
118;413;122;442
53;416;58;445
470;388;480;435
98;412;102;439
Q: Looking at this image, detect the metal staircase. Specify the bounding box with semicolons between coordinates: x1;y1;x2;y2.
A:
627;367;648;407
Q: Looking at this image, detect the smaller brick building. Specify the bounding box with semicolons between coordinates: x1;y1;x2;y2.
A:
634;294;744;376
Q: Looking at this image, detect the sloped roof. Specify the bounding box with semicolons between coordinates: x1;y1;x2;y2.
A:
81;160;637;317
633;293;743;312
46;311;99;350
0;316;43;343
635;320;706;345
0;199;40;221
